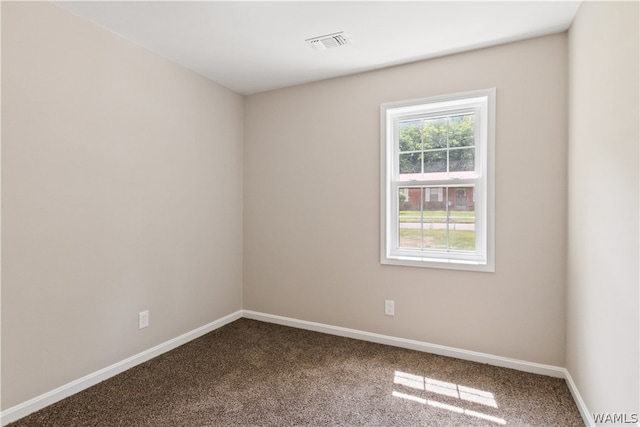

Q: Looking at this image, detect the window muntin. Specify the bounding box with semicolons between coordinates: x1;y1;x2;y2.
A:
381;89;495;271
397;185;476;253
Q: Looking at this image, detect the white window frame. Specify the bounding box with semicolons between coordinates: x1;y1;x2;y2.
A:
380;89;495;271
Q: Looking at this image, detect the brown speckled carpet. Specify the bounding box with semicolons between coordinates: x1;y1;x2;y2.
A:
10;319;584;426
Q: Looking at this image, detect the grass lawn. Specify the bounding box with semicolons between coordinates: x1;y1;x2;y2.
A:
399;228;475;251
399;210;475;223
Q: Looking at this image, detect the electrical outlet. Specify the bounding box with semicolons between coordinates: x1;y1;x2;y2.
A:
138;310;149;329
385;300;395;316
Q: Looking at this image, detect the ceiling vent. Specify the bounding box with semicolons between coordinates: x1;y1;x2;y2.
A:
306;32;351;51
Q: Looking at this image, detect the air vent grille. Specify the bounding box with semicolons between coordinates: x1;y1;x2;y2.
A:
306;32;351;51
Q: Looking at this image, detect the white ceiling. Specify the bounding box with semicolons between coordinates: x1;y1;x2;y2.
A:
53;1;582;95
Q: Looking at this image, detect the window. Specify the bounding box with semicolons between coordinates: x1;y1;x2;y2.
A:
380;89;495;271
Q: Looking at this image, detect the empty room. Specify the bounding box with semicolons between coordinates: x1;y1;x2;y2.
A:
1;1;638;426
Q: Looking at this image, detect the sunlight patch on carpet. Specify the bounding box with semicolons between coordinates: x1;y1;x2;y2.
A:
392;370;506;425
394;370;498;407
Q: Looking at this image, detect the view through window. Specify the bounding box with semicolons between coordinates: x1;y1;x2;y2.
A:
381;89;495;270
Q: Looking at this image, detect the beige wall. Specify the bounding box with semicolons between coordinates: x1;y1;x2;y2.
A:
1;2;243;409
244;34;568;366
567;0;639;419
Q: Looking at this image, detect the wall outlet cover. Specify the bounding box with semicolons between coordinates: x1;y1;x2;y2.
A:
138;310;149;329
385;300;395;316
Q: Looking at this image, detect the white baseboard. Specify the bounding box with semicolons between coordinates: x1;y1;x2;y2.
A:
563;369;595;426
243;310;567;378
0;310;243;426
2;309;592;426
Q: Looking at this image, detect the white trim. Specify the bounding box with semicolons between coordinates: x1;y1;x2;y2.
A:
563;369;595;426
2;310;591;426
242;310;565;378
0;310;243;426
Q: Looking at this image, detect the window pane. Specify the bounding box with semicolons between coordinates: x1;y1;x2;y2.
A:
398;187;422;249
449;148;475;172
399;120;423;152
397;186;476;252
423;187;448;250
424;118;448;149
423;151;447;173
448;186;476;251
448;114;475;148
399;152;422;175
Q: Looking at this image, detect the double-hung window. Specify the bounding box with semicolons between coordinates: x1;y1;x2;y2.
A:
380;89;495;271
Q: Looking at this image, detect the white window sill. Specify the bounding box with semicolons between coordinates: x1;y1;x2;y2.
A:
381;255;494;272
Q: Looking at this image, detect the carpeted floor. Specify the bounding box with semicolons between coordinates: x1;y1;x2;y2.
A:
10;319;584;426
